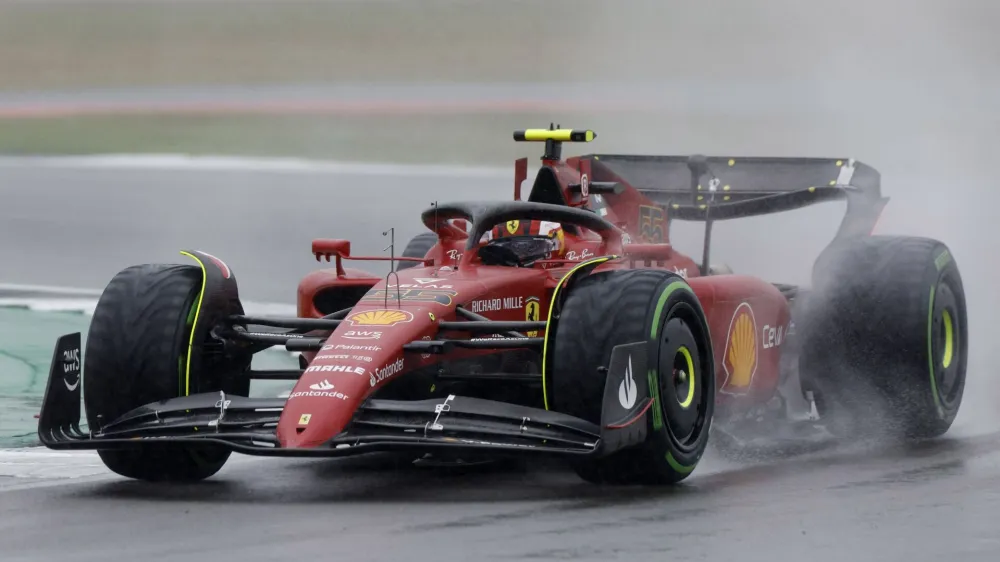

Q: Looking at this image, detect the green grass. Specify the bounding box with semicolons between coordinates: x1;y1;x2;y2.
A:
0;109;875;165
0;0;893;161
0;0;616;160
0;112;600;165
0;307;299;447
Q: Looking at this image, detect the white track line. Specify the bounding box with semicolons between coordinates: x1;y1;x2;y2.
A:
0;448;108;483
0;282;297;316
0;282;103;296
0;154;513;178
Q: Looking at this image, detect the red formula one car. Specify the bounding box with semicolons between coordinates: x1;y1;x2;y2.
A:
37;128;968;484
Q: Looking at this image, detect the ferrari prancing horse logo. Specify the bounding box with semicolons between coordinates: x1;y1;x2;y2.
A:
506;220;520;234
525;297;541;337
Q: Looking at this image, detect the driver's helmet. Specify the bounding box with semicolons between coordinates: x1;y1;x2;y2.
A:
484;219;566;261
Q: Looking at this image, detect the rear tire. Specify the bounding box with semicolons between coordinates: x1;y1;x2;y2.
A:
395;232;438;271
800;236;968;440
548;269;715;484
84;263;247;482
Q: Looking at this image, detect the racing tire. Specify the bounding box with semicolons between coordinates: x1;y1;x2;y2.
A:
395;232;438;271
83;263;246;482
548;269;715;485
799;236;967;440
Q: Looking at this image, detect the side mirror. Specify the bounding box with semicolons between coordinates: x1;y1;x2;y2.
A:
312;239;351;276
623;243;675;265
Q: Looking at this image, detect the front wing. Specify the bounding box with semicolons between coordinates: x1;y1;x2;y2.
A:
38;334;654;460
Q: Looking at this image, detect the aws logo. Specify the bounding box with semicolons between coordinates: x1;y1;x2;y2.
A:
721;302;758;394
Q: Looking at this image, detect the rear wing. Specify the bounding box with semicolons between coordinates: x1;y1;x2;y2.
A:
584;154;882;218
583;153;888;242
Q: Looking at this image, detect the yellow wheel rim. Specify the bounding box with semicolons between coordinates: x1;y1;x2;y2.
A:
942;309;954;369
677;346;696;408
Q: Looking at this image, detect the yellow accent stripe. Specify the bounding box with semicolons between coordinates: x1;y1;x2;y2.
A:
541;256;614;411
942;308;954;369
677;346;696;408
179;251;208;397
515;129;595;143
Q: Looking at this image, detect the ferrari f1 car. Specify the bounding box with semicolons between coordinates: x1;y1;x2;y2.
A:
37;127;968;484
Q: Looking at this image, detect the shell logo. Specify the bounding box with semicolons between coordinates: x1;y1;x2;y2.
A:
347;309;414;326
721;302;758;394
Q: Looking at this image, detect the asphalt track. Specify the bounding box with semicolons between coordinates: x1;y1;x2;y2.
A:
3;435;1000;561
2;158;1000;562
0;156;515;302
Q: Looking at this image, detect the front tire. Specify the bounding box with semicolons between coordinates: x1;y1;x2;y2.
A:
395;232;438;271
800;236;968;440
84;263;246;481
547;269;715;484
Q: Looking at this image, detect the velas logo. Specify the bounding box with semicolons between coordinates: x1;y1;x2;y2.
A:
722;302;758;393
347;309;413;326
409;278;453;288
370;357;405;387
389;282;454;289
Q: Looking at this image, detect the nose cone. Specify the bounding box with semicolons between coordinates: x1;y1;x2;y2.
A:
277;373;365;448
275;307;430;448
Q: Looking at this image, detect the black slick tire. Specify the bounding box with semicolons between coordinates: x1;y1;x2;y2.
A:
395;232;438;271
84;263;238;482
800;236;967;440
548;269;715;485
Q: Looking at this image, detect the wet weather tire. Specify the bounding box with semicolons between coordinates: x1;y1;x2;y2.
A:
395;232;438;270
800;236;967;440
547;269;715;485
83;264;240;482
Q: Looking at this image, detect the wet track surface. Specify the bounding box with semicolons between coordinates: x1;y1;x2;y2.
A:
3;433;1000;562
3;0;1000;557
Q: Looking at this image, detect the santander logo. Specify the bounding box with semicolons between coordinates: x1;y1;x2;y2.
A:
370;357;405;387
288;379;349;400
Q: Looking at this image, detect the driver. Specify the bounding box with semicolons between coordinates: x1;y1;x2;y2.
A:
480;219;567;264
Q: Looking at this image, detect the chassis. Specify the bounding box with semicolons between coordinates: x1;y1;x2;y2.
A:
36;127;968;483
